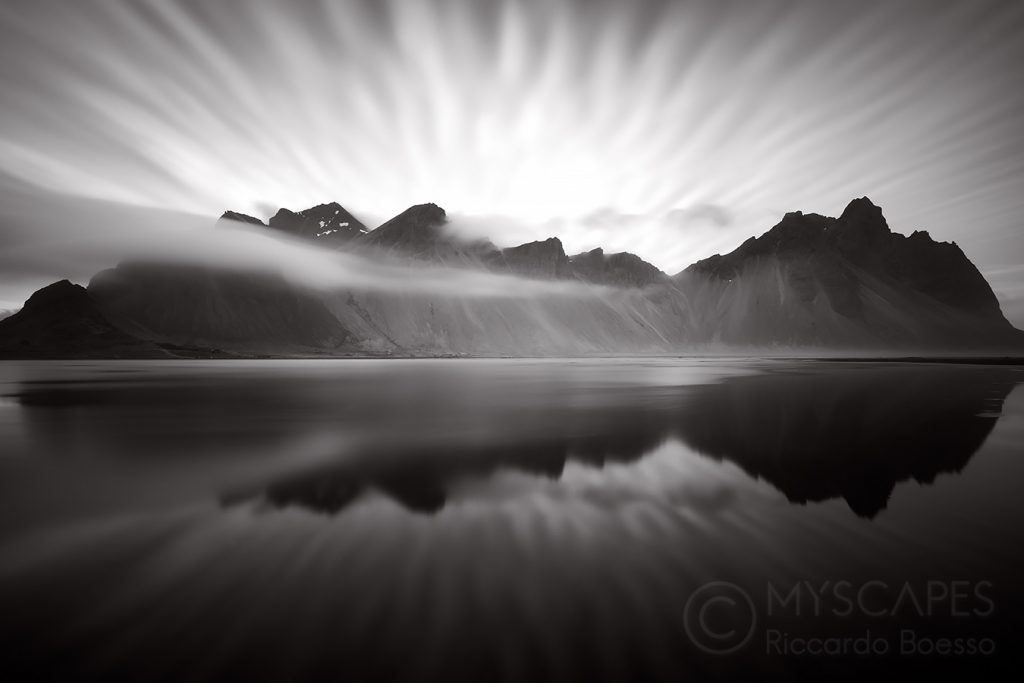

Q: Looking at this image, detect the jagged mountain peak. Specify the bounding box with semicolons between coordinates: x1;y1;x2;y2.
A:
354;202;476;264
686;199;893;278
762;211;831;248
829;196;891;251
838;196;887;226
369;203;448;233
268;207;299;223
385;203;447;226
570;247;667;288
219;210;265;226
492;237;571;280
310;201;344;212
521;236;564;250
23;279;86;309
263;202;368;244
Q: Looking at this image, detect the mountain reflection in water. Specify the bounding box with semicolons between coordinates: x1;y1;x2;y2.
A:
0;359;1022;682
222;363;1018;519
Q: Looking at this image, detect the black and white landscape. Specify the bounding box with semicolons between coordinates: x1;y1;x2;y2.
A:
3;195;1023;358
1;1;1024;682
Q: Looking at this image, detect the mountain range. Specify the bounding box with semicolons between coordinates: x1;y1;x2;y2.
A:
1;197;1021;357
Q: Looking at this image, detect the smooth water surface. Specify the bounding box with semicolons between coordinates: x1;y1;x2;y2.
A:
1;359;1022;681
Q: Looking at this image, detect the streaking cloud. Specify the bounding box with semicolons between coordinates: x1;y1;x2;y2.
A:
0;0;1022;319
0;181;612;303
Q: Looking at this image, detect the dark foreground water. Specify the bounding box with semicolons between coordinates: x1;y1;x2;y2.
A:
1;359;1023;682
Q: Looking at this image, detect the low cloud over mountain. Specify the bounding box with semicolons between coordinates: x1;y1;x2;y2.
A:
2;196;1022;358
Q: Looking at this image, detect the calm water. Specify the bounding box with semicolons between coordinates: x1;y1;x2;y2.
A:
1;359;1022;681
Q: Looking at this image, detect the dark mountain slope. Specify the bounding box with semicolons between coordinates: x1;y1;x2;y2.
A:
88;263;352;353
0;280;172;358
677;197;1022;348
830;198;1004;317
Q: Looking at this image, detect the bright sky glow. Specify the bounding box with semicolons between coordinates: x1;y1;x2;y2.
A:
1;0;1022;320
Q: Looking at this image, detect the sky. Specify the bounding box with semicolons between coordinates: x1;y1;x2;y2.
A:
0;0;1023;323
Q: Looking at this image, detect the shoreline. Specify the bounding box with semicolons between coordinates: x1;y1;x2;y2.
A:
2;353;1024;365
